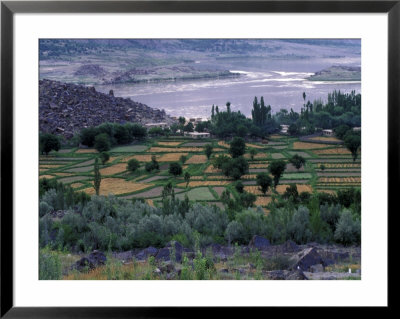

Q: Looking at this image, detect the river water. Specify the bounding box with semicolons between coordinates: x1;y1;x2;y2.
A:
95;59;361;119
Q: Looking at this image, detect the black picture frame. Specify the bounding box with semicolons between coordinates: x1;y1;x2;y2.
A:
1;0;396;317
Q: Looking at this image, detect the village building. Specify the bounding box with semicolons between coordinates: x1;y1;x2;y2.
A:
184;131;210;139
322;129;334;136
144;122;169;129
280;124;289;134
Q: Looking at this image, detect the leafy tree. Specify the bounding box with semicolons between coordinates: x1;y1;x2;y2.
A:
184;172;191;188
319;164;325;171
269;160;287;188
93;157;101;195
229;137;246;158
178;117;186;125
180;155;187;164
99;152;110;165
148;127;164;136
80;127;99;147
221;156;249;180
344;134;361;162
334;124;351;140
288;123;300;136
249;148;257;160
94;133;111;152
40;133;61;155
212;154;230;169
283;184;299;201
127;159;140;173
289;154;306;171
169;162;183;177
145;155;159;172
126;123;147;140
235;181;244;193
204;144;213;159
256;173;273;195
239;192;257;208
184;122;194;133
114;124;132;144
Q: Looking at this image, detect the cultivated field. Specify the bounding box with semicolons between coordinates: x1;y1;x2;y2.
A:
39;134;360;214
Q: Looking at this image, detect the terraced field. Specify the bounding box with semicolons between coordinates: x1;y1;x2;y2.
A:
39;134;360;213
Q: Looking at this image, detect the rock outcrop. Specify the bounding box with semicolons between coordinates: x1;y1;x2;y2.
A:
39;79;175;139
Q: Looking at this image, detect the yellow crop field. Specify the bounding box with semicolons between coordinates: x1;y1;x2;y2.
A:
178;181;230;187
218;141;230;148
244;186;264;195
157;141;182;146
244;153;268;159
75;149;98;154
308;136;342;143
83;178;152;195
204;165;222;173
318;177;361;183
39;168;48;172
292;142;332;149
255;196;272;207
122;155;159;162
316;163;360;169
185;176;204;180
99;163;128;175
313;148;354;155
249;163;269;168
39;175;55;179
70;182;85;189
213;148;225;152
147;147;203;153
241;174;257;179
158;153;188;162
185;155;208;164
246;143;265;149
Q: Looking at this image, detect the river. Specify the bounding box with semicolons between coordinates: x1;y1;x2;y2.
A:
95;59;361;119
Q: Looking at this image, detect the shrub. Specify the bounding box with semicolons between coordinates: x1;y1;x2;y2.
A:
127;159;140;173
288;206;312;244
239;192;257;208
225;220;244;244
334;209;361;245
169;162;182;177
39;201;53;217
39;248;62;280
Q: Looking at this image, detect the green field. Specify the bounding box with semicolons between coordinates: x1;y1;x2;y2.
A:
39;135;361;210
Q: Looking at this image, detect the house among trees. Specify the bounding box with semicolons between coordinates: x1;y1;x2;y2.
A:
322;129;334;136
353;127;361;132
280;124;289;134
145;122;169;129
184;131;210;139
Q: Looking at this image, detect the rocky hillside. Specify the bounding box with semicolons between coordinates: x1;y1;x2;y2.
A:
39;79;175;139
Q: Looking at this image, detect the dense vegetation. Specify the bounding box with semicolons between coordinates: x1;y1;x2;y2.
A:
39;176;361;254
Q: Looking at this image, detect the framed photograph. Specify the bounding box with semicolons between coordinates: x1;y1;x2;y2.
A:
1;0;396;316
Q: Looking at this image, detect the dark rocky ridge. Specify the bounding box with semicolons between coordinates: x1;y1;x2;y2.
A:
39;79;175;139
